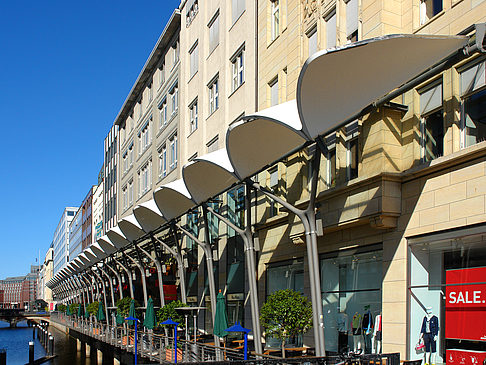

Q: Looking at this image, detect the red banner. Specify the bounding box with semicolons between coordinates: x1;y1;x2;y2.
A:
446;267;486;342
163;284;178;301
446;349;486;365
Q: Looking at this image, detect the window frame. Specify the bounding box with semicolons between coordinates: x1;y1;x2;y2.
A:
231;46;245;92
208;76;220;115
189;98;198;133
271;0;280;41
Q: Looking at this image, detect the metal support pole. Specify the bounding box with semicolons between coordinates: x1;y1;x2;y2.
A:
249;148;326;355
99;265;116;308
113;257;135;298
126;255;148;308
177;220;219;349
91;269;110;323
170;224;188;304
80;274;94;303
106;261;124;300
138;242;166;308
205;185;263;356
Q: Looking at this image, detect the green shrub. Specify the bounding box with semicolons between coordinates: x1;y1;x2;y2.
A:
156;300;188;328
57;304;67;313
69;303;80;315
87;302;100;316
116;297;141;317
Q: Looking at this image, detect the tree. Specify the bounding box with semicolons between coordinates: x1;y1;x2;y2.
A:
57;304;66;313
69;303;79;315
157;300;188;328
87;301;100;316
116;297;141;317
260;289;313;358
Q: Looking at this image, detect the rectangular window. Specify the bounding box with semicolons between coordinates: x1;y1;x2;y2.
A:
345;122;359;181
419;0;442;25
232;0;245;23
269;167;278;188
208;77;219;114
231;48;245;92
186;0;199;25
189;42;198;78
128;143;134;166
159;98;168;127
271;0;280;41
326;134;337;188
308;28;317;57
346;0;358;42
122;185;128;210
207;136;219;153
169;83;179;116
128;180;133;205
419;82;443;161
138;119;151;154
169;134;178;170
325;10;337;49
148;82;153;102
173;39;180;67
209;13;220;53
122;151;129;173
270;78;279;106
159;146;167;177
138;160;152;197
268;167;279;216
189;99;198;133
159;64;165;86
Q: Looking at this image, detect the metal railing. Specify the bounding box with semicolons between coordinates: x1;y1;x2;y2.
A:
50;312;400;365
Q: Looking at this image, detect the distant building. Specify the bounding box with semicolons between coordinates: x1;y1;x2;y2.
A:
53;207;78;276
0;266;39;310
92;170;104;240
38;246;54;309
104;125;118;231
82;186;96;249
68;208;82;260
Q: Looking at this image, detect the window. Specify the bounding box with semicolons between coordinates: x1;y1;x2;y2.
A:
148;82;153;102
345;122;359;180
270;78;279;106
159;64;165;86
138;119;151;154
189;99;198;133
231;48;244;92
324;10;336;49
460;60;486;148
138;100;142;119
346;0;358;42
138;160;152;197
169;83;179;116
268;167;279;216
169;134;178;170
172;39;180;67
159;146;167;177
269;167;278;188
420;82;443;161
128;180;133;205
207;136;219;153
186;0;199;25
271;0;280;41
159;98;168;127
128;143;134;166
419;0;442;25
232;0;245;23
122;151;129;173
122;185;128;210
325;134;337;188
308;28;317;57
209;13;220;53
208;76;219;114
189;42;198;77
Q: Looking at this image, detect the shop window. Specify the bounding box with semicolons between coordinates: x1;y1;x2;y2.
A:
324;9;336;49
345;0;358;43
408;232;486;363
226;186;245;297
271;0;280;41
321;246;382;355
266;259;305;348
419;0;442;25
186;211;199;298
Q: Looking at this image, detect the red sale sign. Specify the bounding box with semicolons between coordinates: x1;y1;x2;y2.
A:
446;267;486;342
446;349;486;365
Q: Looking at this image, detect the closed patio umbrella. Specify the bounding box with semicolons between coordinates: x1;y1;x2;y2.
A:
143;297;156;330
127;299;136;326
66;305;72;316
116;312;125;325
213;291;228;338
96;302;106;321
77;303;83;317
84;306;90;319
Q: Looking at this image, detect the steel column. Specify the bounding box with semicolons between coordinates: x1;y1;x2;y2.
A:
113;257;135;299
126;254;148;307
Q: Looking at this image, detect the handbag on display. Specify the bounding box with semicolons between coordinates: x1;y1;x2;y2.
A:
415;338;425;354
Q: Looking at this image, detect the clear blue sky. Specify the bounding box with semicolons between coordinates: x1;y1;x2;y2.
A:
0;0;180;278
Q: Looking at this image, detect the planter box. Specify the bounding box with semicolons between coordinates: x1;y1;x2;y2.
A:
165;348;182;362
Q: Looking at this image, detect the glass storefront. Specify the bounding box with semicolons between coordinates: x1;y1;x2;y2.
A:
408;230;486;364
320;245;382;355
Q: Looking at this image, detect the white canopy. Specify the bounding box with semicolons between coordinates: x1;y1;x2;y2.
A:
106;226;132;248
133;199;167;233
73;257;87;271
226;100;308;180
83;248;101;265
78;252;92;267
96;236;118;255
153;179;196;221
297;34;469;139
89;243;109;260
118;214;146;242
183;148;239;204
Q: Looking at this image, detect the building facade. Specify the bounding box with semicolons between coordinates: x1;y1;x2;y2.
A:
0;266;39;310
68;208;82;260
93;180;104;241
38;246;54;308
82;186;96;249
52;207;78;275
104;125;119;231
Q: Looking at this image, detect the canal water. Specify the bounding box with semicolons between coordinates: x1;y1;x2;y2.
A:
0;320;97;365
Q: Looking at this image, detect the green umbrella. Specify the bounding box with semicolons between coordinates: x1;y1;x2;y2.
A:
213;291;228;338
96;302;106;321
127;299;136;326
143;297;156;330
66;304;72;316
116;312;125;325
84;306;90;319
77;304;83;317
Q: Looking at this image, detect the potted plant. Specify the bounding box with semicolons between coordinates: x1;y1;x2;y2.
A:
260;289;313;358
165;344;183;362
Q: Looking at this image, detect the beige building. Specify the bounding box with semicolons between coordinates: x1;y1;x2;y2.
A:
38;246;54;308
252;0;486;362
116;11;182;218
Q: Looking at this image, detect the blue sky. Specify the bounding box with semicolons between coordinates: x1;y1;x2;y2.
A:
0;0;180;278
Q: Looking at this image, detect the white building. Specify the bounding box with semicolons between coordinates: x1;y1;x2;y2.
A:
68;208;82;260
52;207;78;276
93;180;104;241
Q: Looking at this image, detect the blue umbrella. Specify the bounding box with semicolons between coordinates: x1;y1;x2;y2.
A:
225;322;251;360
161;318;180;364
125;316;140;365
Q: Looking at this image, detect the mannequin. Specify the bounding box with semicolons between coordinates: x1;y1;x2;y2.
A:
337;310;349;353
372;312;382;354
352;311;362;352
420;307;438;365
361;305;373;354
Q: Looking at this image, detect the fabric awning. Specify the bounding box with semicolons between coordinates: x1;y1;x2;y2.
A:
133;199;167;233
106;226;132;248
118;214;146;242
297;34;469;139
226;100;308;180
153;179;196;221
183;148;239;204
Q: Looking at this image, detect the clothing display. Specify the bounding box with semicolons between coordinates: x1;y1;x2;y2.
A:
373;314;382;342
352;313;362;335
420;314;439;355
337;312;349;333
362;311;373;354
